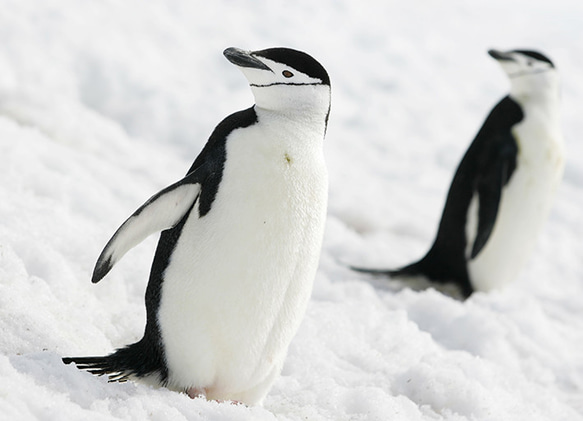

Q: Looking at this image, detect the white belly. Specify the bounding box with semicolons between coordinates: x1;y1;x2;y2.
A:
157;122;327;404
468;118;563;292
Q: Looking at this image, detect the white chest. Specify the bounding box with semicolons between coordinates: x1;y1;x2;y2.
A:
467;104;564;291
157;112;328;402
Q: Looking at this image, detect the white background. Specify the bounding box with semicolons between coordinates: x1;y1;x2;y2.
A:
0;1;582;420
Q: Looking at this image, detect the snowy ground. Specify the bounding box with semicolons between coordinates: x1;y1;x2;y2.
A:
1;1;583;420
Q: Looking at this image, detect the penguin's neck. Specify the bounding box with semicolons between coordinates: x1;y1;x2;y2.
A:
251;84;330;132
510;75;563;161
509;72;560;122
513;91;560;130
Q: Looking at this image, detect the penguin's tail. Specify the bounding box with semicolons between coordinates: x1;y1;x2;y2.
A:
63;336;167;384
350;261;424;278
62;355;132;382
351;257;473;298
64;331;167;385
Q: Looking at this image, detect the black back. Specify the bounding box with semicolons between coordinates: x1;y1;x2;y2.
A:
140;106;259;380
399;96;523;297
63;107;259;382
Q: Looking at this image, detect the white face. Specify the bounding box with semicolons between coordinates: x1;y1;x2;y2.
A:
491;50;554;79
489;49;558;99
224;47;331;115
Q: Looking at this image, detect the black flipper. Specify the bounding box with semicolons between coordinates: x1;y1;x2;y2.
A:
91;107;260;285
91;171;202;284
470;133;518;258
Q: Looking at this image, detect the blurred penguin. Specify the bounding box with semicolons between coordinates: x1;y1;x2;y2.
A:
353;49;563;298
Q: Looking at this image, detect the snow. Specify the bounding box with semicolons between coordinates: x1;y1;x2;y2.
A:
1;0;583;420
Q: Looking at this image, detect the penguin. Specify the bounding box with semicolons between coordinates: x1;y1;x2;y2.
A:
63;47;331;405
353;49;563;298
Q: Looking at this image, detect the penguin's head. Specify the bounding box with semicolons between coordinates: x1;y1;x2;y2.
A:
488;49;559;99
224;47;330;119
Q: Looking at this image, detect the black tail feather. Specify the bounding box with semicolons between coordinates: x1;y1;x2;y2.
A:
62;335;168;385
62;355;130;382
350;266;391;275
350;257;473;298
350;261;424;278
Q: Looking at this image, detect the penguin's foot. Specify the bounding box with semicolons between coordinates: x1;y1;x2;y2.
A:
186;387;207;399
185;387;244;405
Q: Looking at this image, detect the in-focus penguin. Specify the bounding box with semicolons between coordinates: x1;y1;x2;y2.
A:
63;47;331;405
353;49;563;298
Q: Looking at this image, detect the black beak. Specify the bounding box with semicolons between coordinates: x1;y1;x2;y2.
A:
223;47;272;71
488;49;514;62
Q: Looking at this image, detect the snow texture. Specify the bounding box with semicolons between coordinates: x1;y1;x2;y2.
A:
1;1;583;420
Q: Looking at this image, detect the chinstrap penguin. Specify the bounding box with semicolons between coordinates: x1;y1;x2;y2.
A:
353;49;563;298
63;47;331;405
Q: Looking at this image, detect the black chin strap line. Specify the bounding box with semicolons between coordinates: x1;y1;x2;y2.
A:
508;68;551;79
250;82;322;87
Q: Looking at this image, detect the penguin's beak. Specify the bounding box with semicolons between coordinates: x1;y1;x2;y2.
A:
488;49;514;62
224;48;272;71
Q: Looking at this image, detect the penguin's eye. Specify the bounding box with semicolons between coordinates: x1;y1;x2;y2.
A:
282;70;294;78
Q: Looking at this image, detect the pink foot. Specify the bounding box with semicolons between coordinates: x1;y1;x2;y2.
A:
226;400;244;406
186;387;206;399
185;388;245;406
